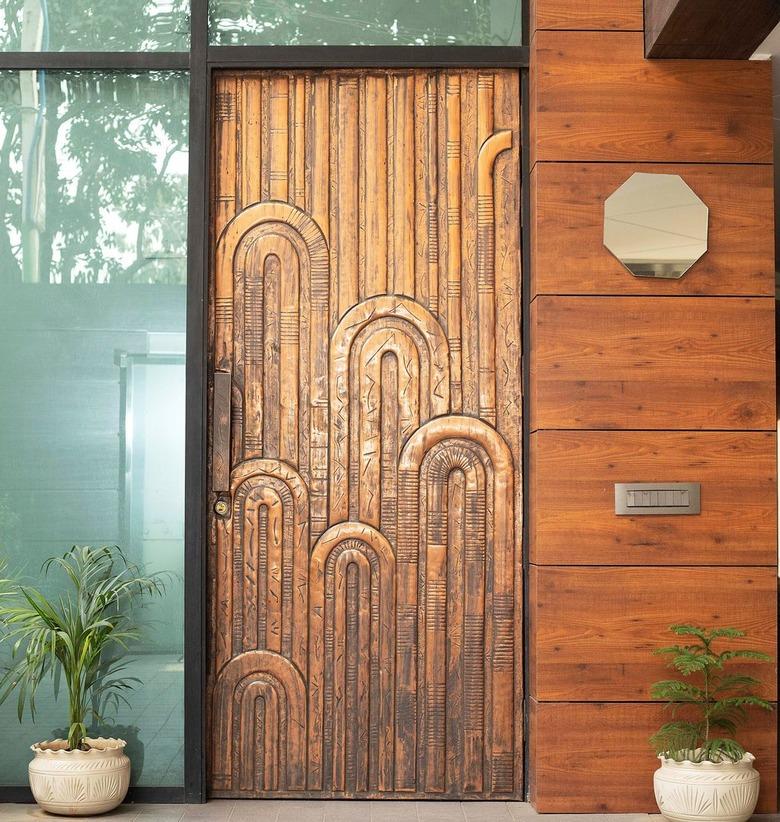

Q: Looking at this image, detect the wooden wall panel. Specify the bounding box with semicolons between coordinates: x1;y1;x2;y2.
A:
531;31;773;164
530;296;776;431
531;430;777;566
528;699;778;813
531;163;775;298
528;566;778;702
528;1;778;814
531;0;643;31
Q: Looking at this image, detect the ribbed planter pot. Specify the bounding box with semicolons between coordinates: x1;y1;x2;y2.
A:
29;737;130;816
654;753;760;822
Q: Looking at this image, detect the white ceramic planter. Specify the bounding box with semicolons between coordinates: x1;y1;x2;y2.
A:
654;753;760;822
28;737;130;817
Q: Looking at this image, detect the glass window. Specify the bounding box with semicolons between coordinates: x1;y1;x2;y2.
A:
0;0;190;52
0;70;188;788
209;0;521;46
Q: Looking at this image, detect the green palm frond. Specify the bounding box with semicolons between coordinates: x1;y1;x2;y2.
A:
0;545;166;751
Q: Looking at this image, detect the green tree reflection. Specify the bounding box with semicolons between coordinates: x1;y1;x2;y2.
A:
0;0;189;52
0;71;189;285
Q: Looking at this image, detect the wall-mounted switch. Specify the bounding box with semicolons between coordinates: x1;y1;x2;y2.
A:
614;482;700;515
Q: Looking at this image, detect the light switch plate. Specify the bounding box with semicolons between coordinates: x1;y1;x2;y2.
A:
614;482;700;515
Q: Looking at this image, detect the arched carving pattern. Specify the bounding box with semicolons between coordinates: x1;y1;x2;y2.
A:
395;416;515;794
214;201;330;542
329;295;450;535
307;522;395;794
214;459;308;675
212;650;307;794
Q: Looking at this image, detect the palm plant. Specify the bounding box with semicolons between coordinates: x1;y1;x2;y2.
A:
0;545;165;751
650;624;773;763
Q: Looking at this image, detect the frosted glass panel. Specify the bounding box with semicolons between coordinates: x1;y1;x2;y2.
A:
209;0;521;45
0;0;190;51
0;71;188;788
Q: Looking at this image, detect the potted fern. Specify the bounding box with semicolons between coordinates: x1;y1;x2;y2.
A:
650;625;773;822
0;545;165;816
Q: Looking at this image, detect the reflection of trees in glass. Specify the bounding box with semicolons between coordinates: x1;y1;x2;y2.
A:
0;71;189;285
0;0;189;52
210;0;520;46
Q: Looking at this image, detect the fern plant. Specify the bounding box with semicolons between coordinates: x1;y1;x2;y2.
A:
650;624;773;763
0;545;165;752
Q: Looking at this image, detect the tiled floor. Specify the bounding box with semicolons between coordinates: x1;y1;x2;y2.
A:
0;801;775;822
0;801;667;822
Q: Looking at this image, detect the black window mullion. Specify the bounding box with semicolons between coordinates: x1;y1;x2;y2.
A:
183;0;209;805
207;44;529;68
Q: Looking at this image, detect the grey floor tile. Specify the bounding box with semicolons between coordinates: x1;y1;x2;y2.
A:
526;817;650;822
229;798;284;821
323;799;371;821
506;803;537;821
134;803;185;821
370;799;418;822
0;804;140;821
461;802;513;822
274;800;326;822
416;801;464;822
0;806;46;822
180;800;234;819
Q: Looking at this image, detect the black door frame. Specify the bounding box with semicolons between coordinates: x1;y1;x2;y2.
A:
0;0;530;803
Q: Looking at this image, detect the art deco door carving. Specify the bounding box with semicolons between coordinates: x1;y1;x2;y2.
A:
208;69;521;799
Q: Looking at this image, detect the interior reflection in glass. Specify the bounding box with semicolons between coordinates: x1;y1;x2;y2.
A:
603;172;709;280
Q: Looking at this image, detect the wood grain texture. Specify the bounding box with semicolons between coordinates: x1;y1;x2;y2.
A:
530;31;773;164
208;69;522;799
530;296;776;431
531;0;643;31
528;699;778;813
531;431;777;566
531;163;775;298
528;566;778;702
645;0;780;59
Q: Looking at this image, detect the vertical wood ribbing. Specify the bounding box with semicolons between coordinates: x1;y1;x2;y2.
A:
460;71;479;417
362;74;388;298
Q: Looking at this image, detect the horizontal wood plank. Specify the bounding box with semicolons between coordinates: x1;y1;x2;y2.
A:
531;431;777;566
528;566;778;702
531;31;773;163
531;0;643;31
530;296;776;431
528;699;778;812
531;163;775;298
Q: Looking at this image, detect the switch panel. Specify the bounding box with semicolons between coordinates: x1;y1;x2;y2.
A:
614;482;700;515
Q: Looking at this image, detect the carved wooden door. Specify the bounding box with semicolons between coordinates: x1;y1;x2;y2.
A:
208;69;521;799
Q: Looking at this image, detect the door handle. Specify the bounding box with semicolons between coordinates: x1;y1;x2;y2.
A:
212;370;231;497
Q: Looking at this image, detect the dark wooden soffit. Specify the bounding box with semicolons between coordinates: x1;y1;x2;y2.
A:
645;0;780;58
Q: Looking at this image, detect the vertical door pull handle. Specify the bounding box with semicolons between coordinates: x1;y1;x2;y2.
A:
212;370;231;495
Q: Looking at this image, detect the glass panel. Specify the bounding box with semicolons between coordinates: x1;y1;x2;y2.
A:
209;0;521;45
0;0;190;52
0;70;188;788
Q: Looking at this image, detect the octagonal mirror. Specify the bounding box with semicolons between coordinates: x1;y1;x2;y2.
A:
603;172;709;279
